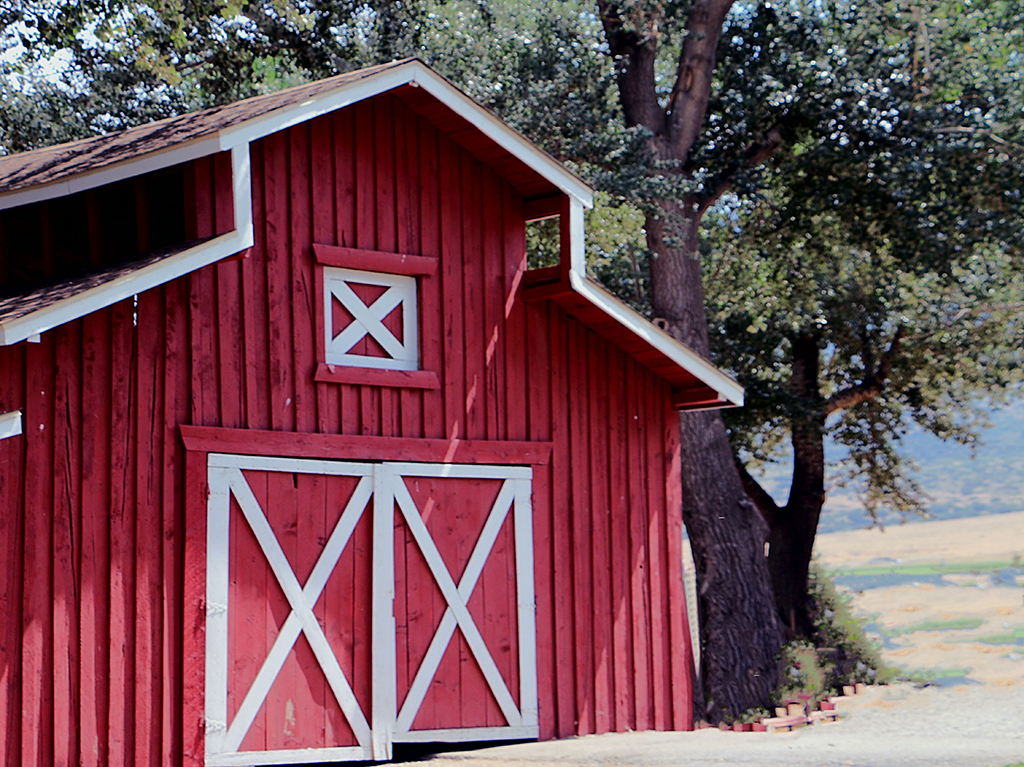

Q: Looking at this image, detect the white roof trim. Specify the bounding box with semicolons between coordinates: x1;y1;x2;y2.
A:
408;64;593;207
566;270;744;407
217;65;420;148
0;135;224;212
0;60;593;214
0;410;22;440
219;61;593;206
0;145;254;346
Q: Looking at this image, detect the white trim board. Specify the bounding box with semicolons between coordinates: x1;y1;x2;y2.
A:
567;270;744;408
0;136;224;212
0;411;22;440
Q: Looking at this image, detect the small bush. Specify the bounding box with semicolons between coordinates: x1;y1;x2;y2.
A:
801;563;896;692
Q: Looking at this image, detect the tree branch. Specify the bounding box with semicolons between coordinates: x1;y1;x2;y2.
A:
664;0;737;161
824;328;905;415
696;121;790;217
736;457;781;527
597;2;665;134
929;126;1024;155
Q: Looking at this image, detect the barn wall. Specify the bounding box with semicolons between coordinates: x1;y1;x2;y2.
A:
0;92;693;766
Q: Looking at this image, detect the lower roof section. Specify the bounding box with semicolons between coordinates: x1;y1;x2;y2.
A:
523;268;744;411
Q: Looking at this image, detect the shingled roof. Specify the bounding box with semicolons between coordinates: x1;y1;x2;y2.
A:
0;62;403;194
0;59;591;210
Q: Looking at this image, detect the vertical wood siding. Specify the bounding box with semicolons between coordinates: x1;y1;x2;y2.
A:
0;93;693;765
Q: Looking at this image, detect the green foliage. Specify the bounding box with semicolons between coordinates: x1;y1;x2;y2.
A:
773;639;829;703
897;665;973;682
701;0;1024;522
762;563;892;710
802;563;896;692
970;626;1024;645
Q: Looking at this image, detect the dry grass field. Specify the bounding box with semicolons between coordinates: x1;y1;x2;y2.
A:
814;511;1024;687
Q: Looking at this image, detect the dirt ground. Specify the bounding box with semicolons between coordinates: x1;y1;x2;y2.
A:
813;510;1024;565
392;684;1024;766
391;512;1024;766
814;510;1024;687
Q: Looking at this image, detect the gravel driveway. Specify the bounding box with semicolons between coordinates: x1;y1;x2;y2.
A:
393;684;1024;767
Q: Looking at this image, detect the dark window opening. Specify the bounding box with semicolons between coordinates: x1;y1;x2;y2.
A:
0;162;192;300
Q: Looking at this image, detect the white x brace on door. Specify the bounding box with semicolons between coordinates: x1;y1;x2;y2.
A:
204;454;537;766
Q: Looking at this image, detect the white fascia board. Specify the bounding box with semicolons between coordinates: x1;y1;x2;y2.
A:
217;62;594;208
410;64;594;207
217;66;419;149
0;230;244;345
568;198;586;274
0;135;225;212
567;270;745;407
230;144;254;248
0;411;22;440
0;145;254;347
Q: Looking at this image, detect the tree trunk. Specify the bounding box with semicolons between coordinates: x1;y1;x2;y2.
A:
680;410;784;721
767;423;825;636
649;209;784;721
767;334;825;636
600;0;784;721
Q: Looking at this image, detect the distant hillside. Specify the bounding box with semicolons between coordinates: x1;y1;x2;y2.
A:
753;400;1024;533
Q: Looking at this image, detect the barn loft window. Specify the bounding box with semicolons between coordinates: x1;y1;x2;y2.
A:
313;244;440;389
323;267;418;370
0;163;191;301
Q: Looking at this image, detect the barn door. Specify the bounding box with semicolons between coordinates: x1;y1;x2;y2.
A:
203;454;536;766
388;463;538;745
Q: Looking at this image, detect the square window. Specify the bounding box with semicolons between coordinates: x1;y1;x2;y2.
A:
323;266;419;371
312;244;440;390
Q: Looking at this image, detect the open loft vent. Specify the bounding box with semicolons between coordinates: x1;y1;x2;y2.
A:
0;154;231;300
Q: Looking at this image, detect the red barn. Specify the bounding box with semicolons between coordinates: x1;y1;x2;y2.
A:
0;59;742;766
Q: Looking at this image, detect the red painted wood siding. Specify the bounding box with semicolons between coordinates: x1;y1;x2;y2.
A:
0;92;693;766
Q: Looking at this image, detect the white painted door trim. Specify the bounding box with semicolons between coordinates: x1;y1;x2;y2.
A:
205;455;378;765
204;454;538;764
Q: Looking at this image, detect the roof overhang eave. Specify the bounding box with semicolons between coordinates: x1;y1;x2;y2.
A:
0;60;594;214
564;270;744;410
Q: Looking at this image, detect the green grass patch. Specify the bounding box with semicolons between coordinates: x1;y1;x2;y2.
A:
833;559;1018;577
970;626;1024;644
899;665;973;682
879;617;984;636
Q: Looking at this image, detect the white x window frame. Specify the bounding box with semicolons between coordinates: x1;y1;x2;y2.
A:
204;454;537;765
323;266;419;371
